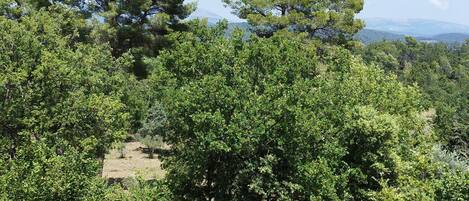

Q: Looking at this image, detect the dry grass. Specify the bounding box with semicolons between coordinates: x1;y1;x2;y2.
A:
102;142;166;180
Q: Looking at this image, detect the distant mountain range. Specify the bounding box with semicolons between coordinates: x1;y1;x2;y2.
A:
360;18;469;44
188;9;226;24
189;9;469;44
364;18;469;37
419;33;469;43
356;30;469;44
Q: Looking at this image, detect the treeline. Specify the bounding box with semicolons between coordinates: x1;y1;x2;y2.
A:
358;37;469;157
0;0;467;200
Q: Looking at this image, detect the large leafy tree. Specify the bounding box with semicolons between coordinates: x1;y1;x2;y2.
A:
0;4;131;160
0;4;146;199
223;0;364;44
148;26;442;200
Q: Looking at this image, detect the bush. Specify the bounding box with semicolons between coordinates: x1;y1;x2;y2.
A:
435;171;469;201
137;102;168;159
432;145;469;201
113;142;127;159
104;177;173;201
137;134;164;159
0;142;108;200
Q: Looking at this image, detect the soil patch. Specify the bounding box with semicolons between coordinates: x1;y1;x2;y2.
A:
102;142;166;180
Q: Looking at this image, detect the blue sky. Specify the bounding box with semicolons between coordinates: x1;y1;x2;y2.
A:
188;0;469;25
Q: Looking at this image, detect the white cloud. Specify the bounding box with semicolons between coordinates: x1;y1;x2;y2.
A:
430;0;450;10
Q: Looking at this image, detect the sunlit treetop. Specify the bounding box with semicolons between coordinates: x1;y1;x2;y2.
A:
224;0;364;44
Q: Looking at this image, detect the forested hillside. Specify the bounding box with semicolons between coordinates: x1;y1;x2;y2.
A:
0;0;467;200
358;37;469;157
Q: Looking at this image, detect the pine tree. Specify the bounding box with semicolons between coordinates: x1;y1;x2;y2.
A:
93;0;195;78
224;0;364;44
13;0;195;78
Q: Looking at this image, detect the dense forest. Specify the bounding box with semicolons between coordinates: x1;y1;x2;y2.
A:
0;0;467;200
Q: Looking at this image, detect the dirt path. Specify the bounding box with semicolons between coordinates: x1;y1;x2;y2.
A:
102;142;165;180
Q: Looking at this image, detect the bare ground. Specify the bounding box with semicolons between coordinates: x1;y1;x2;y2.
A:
102;142;166;180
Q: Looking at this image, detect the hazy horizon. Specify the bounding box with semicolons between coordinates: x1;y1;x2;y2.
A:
188;0;469;25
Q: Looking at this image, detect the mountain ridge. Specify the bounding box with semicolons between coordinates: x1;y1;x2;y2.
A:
188;9;469;44
363;18;469;37
224;22;469;44
187;8;226;24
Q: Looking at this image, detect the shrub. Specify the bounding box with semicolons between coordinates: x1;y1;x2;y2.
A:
113;142;127;159
104;177;173;201
137;135;164;159
0;142;108;200
137;102;168;159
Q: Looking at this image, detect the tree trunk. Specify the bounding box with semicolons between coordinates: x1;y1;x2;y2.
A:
97;150;105;177
206;154;215;201
149;147;154;159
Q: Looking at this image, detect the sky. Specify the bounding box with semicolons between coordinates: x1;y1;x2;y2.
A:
189;0;469;25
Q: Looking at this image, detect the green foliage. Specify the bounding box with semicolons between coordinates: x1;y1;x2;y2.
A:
431;146;469;201
1;1;467;200
434;170;469;201
0;8;132;158
224;0;364;44
89;0;196;78
370;145;469;201
359;38;469;156
0;8;144;199
0;142;108;200
104;177;173;201
137;135;164;159
0;142;174;200
139;102;169;138
148;27;433;200
0;6;159;199
4;0;195;78
113;142;127;158
110;54;151;131
432;145;468;172
137;102;168;158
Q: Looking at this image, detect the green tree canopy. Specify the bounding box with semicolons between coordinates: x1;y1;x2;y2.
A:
0;5;131;159
223;0;364;44
0;142;108;200
91;0;195;78
4;0;196;78
1;2;467;200
147;27;441;200
359;38;469;157
0;5;156;199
